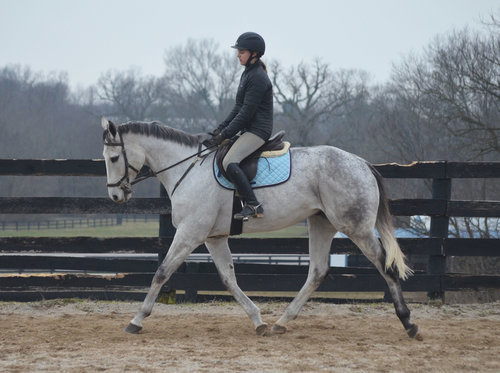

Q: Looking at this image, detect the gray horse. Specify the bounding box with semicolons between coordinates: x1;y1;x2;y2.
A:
101;118;419;338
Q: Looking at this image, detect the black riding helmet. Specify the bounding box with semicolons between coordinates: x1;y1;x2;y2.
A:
231;32;266;57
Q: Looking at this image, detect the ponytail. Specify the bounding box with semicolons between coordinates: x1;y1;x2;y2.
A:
260;60;268;73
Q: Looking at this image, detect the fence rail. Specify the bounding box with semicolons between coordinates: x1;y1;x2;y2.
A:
0;159;499;302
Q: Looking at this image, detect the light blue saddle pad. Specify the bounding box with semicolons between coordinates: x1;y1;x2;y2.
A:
213;150;292;190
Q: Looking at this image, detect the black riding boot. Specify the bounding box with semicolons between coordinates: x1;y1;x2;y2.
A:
225;163;264;220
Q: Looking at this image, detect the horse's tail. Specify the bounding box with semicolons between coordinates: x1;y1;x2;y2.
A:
369;164;413;280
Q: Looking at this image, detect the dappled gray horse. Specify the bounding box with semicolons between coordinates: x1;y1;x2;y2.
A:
101;118;419;338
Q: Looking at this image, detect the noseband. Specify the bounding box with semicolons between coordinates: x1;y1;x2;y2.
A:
104;130;217;196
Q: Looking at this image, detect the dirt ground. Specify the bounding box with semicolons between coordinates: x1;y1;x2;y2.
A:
0;300;499;372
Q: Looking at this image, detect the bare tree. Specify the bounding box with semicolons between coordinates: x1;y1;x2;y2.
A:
97;68;163;121
270;58;369;146
163;38;240;131
375;16;500;276
391;21;500;158
370;83;459;163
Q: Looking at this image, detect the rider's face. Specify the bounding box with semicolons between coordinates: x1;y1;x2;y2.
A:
237;49;254;65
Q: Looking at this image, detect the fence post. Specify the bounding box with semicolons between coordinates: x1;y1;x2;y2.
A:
158;184;176;304
428;167;452;302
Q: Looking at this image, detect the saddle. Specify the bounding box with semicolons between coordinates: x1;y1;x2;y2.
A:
215;130;288;181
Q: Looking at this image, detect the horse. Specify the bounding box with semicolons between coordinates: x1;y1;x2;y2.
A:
101;117;419;339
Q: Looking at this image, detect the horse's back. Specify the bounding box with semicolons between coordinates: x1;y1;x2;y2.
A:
289;144;373;182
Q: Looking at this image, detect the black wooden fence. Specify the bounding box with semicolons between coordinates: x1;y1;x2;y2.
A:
0;159;499;302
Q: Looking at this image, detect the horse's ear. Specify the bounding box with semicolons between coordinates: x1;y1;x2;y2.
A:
101;117;109;130
101;117;117;137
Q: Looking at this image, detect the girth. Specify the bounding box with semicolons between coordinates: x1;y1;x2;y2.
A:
215;130;286;181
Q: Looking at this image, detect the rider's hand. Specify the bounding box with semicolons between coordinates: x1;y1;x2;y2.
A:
208;128;221;137
203;133;224;148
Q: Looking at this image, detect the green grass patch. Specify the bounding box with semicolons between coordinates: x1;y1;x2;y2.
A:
0;221;159;237
0;221;308;238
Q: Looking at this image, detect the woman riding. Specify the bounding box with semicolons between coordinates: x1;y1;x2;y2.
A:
204;32;273;221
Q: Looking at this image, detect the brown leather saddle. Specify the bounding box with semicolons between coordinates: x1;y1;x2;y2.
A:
215;130;287;181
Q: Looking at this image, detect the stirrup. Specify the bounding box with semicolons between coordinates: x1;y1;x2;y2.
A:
234;203;264;221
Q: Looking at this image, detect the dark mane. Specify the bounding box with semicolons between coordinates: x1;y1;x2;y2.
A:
114;121;200;147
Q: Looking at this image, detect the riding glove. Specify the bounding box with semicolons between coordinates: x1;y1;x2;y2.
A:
202;133;224;148
208;127;221;137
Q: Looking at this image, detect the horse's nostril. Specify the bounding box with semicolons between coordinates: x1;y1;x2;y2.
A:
112;194;119;201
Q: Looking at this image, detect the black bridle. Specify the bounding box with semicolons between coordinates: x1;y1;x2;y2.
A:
104;130;138;195
104;131;217;196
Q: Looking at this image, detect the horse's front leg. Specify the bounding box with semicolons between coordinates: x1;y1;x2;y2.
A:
125;227;204;334
205;236;267;335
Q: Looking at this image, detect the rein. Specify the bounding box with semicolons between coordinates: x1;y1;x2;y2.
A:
104;131;217;196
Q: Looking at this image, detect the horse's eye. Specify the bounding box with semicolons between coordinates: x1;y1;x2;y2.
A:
110;156;119;163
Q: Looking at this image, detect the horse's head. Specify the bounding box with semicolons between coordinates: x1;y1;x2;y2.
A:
101;117;145;203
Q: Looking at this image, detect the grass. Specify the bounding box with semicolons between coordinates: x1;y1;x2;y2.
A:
0;221;308;238
0;221;160;237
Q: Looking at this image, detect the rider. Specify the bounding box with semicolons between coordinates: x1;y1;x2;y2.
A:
204;32;273;221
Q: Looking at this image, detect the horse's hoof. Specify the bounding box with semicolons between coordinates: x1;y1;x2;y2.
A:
255;323;268;336
124;323;142;334
406;324;419;339
272;324;287;335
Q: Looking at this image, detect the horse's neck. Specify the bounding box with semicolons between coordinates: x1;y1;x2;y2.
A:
131;134;199;196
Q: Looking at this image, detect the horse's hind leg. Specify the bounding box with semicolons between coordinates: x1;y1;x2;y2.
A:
272;213;336;334
205;236;267;335
349;232;419;338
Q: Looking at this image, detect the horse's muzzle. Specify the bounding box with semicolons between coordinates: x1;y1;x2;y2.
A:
108;183;132;204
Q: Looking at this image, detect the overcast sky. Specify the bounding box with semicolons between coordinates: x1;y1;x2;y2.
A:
1;0;498;88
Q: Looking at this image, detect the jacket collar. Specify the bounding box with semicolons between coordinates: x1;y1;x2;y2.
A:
244;59;262;72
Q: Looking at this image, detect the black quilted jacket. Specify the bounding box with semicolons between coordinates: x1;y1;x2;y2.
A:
219;61;273;141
